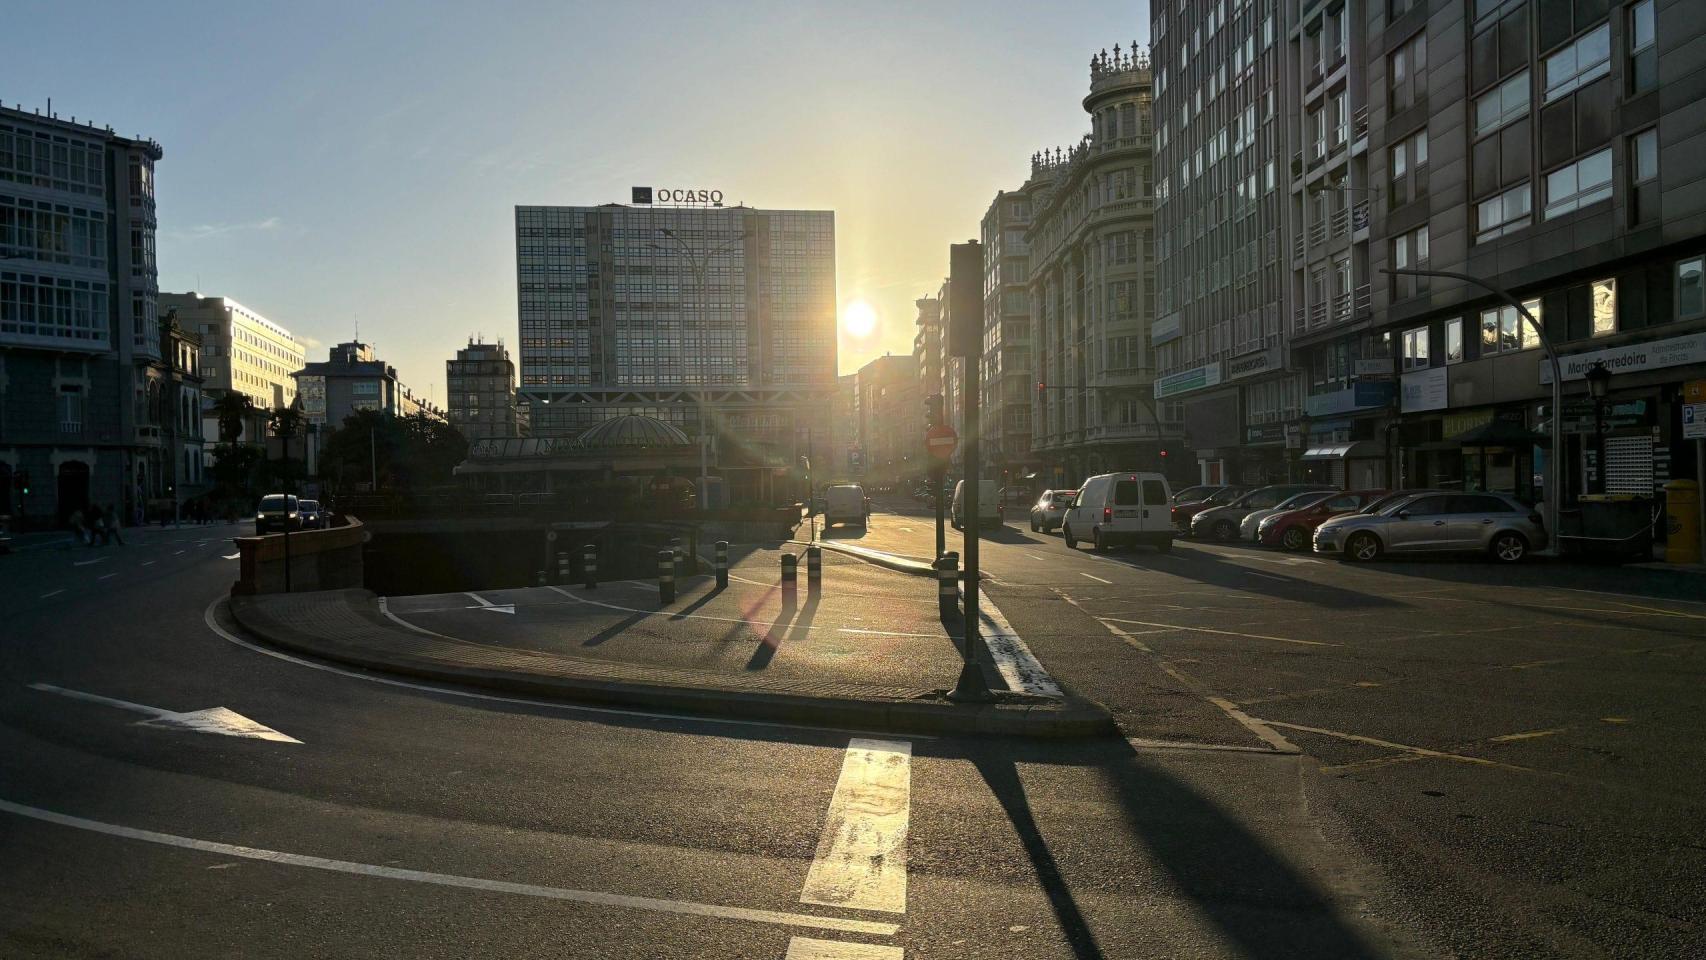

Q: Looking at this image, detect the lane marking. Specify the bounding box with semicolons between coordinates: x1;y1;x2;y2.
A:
1244;571;1288;582
173;550;185;556
1488;728;1566;743
98;573;117;580
464;591;492;607
1202;696;1301;754
141;560;157;567
376;597;462;640
1078;572;1112;584
786;938;903;959
974;599;1064;698
0;799;896;936
204;599;933;739
222;553;240;560
26;683;300;743
1244;554;1324;566
1264;720;1534;773
1097;616;1338;647
1127;737;1293;756
1026;553;1047;561
73;558;107;567
800;738;911;915
39;589;65;600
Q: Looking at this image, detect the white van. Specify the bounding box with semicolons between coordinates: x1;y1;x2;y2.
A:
950;479;1003;530
1062;472;1174;553
821;483;870;527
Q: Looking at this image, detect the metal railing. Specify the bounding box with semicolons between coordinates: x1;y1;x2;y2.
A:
1352;106;1369;141
1353;284;1372;315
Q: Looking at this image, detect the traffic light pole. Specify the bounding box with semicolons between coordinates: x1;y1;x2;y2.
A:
951;353;992;702
932;465;946;559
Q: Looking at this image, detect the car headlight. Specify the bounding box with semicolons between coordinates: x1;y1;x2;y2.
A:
1258;516;1278;531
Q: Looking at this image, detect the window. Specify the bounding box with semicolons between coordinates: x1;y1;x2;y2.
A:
1630;128;1658;224
1475;71;1529;136
1480;301;1542;355
1391;226;1430;300
1544;24;1610;102
1543;149;1612;219
1390;33;1427;111
1402;326;1430;370
1591;278;1616;336
58;385;84;433
1445;318;1464;363
1389;130;1429;209
1628;0;1656;94
1678;257;1705;321
1476;183;1532;242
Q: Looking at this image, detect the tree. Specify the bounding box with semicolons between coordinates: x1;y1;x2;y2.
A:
211;391;257;445
319;410;467;494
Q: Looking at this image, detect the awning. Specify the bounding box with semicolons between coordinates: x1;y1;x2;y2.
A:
1301;441;1385;460
1455;420;1551;447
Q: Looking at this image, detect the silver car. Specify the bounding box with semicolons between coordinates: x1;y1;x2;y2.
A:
1239;490;1336;541
1313;491;1547;563
1029;489;1077;533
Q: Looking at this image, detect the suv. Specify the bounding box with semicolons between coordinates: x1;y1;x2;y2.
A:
1062;472;1173;553
254;494;301;534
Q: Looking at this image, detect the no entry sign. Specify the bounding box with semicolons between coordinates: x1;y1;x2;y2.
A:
925;424;958;463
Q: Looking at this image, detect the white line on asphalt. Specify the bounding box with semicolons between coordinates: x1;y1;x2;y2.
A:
39;589;65;599
73;558;106;567
0;798;897;937
1244;571;1288;582
98;573;117;580
26;683;300;743
837;627;943;639
1203;696;1300;754
140;560;156;566
464;591;492;606
1127;737;1294;756
173;550;185;556
786;937;903;959
1026;553;1047;561
800;738;911;915
204;599;934;739
1078;572;1112;584
222;553;240;560
376;598;463;641
1243;554;1324;566
1267;720;1534;773
1098;616;1339;647
974;600;1064;699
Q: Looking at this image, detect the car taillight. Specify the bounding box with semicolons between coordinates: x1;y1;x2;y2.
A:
1528;511;1543;526
1103;506;1112;523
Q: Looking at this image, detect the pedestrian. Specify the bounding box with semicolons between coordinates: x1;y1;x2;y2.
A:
106;504;125;546
68;507;88;546
89;504;108;547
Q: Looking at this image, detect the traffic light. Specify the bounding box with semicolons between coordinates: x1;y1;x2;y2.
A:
1159;449;1169;459
13;470;28;495
1037;381;1046;395
924;393;944;428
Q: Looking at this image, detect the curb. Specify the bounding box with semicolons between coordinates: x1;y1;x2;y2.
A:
796;539;938;576
227;594;1114;739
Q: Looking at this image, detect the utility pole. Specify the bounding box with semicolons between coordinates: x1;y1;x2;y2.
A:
947;241;991;702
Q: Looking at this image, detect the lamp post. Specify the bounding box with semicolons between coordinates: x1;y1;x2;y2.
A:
1585;360;1612;495
1385;267;1562;553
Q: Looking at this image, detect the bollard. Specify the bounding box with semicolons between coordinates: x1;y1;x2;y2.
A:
780;553;798;607
714;540;729;589
556;551;570;585
536;570;547;587
582;544;598;589
936;553;959;617
806;543;822;594
657;549;676;604
670;537;684;579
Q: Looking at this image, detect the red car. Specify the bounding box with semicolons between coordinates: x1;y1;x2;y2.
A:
1171;485;1248;534
1258;489;1388;551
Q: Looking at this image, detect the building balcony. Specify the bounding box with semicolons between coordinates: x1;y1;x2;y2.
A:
1352;105;1369;145
1353;284;1372;317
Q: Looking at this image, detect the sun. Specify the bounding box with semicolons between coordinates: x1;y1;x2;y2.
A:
843;300;877;339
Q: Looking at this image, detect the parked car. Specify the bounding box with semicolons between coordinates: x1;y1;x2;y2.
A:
254;493;301;534
1313;491;1547;562
1061;472;1173;553
821;483;870;528
1170;484;1220;505
1257;489;1388;550
1190;485;1334;541
1355;488;1447;516
950;480;1003;530
1240;490;1339;541
297;499;325;529
1029;489;1077;533
1171;485;1248;534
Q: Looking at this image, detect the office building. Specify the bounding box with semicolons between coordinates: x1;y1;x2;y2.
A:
446;339;521;441
159;292;305;471
1029;44;1178;486
294;340;445;431
831;372;857;477
0;104;164;525
513;202;836;503
852;353;921;487
979;174;1048;485
1373;0;1706;504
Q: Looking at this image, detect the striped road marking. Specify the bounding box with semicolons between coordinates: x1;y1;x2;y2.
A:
1078;572;1111;584
0;799;897;937
799;738;911;915
786;938;903;958
975;597;1065;699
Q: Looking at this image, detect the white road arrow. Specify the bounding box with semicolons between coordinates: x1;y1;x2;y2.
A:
28;683;302;743
463;592;516;614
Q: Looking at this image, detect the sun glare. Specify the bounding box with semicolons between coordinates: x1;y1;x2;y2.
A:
843;300;877;339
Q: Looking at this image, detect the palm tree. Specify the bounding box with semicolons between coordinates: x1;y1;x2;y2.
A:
210;391;257;445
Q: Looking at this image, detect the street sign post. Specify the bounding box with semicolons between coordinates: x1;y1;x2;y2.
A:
948;241;991;703
926;425;956;561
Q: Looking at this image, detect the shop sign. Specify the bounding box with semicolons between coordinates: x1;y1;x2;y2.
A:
632;186;724;205
1558;398;1652;434
1539;332;1706;384
1401;366;1447;412
1151;314;1181;346
1685;380;1706;404
1245;422;1286;445
1442;409;1493;438
1155;362;1222;399
1224;345;1280;382
1305;380;1395;417
1684;403;1706;440
1355;358;1394;379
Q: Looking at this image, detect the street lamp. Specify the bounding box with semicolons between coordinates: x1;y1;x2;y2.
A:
1585;361;1612;495
1385;267;1563;554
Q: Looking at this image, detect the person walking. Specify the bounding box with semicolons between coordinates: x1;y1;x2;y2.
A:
68;507;88;546
88;504;108;547
105;503;125;546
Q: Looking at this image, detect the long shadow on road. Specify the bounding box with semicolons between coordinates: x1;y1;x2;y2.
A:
1094;543;1403;610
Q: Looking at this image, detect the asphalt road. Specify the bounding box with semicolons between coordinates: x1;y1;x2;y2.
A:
843;497;1706;957
1;521;1428;959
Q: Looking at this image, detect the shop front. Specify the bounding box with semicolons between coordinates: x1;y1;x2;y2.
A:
1406;407;1544;503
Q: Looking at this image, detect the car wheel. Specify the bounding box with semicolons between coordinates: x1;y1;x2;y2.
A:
1092;528;1107;553
1345;532;1382;562
1030;516;1039;532
1213;519;1237;541
1490;531;1528;563
1156;535;1173;554
1281;527;1308;551
1063;523;1077;550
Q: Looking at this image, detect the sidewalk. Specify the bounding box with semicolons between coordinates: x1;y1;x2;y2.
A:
228;544;1112;737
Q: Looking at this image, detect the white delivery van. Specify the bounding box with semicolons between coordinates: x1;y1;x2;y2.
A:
950;479;1003;530
821;483;870;527
1062;472;1173;553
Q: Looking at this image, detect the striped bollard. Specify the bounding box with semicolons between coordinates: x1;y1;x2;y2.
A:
670;537;684;579
582;544;598;589
536;570;547;587
714;540;729;589
805;544;822;595
556;551;570;584
657;549;676;604
780;553;798;608
937;552;959;618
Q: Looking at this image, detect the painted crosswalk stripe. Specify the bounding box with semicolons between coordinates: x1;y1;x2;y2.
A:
786;938;903;958
1078;572;1111;584
799;738;911;915
0;799;897;936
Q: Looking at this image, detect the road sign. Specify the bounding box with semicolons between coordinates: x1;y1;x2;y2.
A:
1684;403;1706;440
925;425;958;462
1686;380;1706;404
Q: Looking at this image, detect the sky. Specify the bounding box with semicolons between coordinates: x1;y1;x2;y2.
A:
8;0;1144;399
